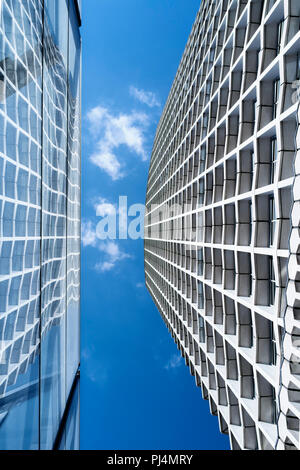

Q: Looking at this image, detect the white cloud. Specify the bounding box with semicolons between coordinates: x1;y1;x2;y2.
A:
92;196;127;234
81;220;97;247
136;282;144;289
164;353;183;371
93;197;116;217
104;242;131;262
95;241;131;273
82;212;131;273
87;105;149;180
95;261;115;273
130;86;161;108
90;148;123;181
86;106;107;135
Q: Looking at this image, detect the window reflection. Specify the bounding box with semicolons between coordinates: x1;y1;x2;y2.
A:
0;344;39;450
0;0;81;450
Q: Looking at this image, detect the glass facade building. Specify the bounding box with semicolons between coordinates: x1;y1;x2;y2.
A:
0;0;81;450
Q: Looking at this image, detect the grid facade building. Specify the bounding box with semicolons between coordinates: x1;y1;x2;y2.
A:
0;0;81;449
145;0;300;450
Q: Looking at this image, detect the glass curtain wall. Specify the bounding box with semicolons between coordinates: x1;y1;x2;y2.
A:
0;0;81;450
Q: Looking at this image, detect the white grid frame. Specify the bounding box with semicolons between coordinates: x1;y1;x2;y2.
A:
145;0;300;450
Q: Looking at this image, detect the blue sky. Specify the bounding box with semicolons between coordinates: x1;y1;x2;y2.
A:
80;0;229;450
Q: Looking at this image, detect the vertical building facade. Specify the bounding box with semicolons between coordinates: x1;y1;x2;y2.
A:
0;0;81;449
145;0;300;450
